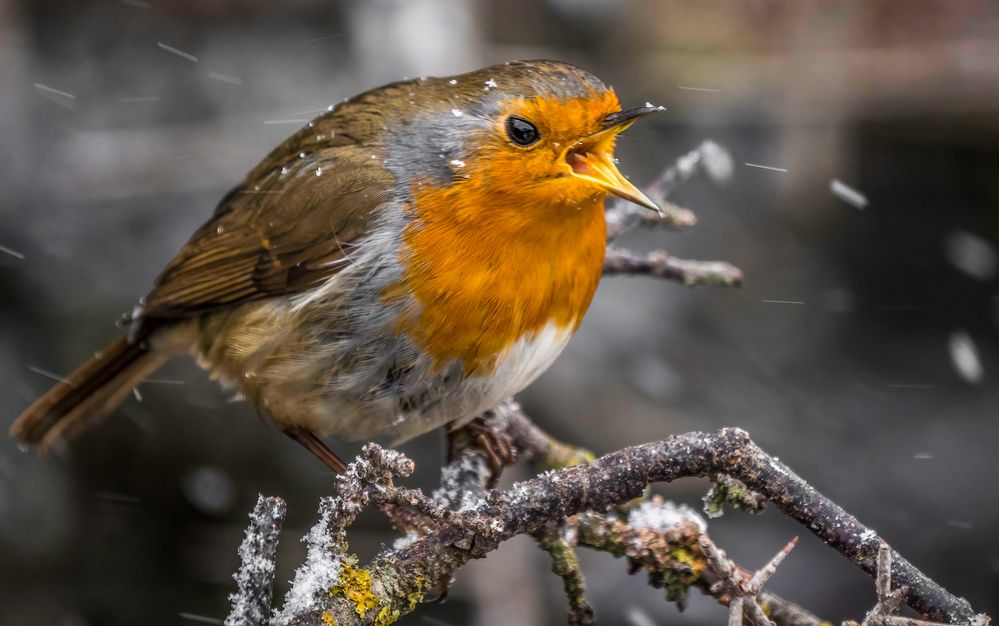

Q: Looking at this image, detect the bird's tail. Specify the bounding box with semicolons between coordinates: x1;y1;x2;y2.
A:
11;337;168;452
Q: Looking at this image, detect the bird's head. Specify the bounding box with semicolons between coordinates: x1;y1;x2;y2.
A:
380;60;662;218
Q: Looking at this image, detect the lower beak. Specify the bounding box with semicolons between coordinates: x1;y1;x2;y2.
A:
566;134;662;216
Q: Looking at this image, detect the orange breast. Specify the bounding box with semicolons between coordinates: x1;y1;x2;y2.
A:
389;177;607;375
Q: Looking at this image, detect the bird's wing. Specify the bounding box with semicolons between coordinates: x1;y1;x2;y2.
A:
132;144;394;324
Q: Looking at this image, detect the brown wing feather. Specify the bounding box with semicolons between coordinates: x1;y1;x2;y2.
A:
132;143;393;325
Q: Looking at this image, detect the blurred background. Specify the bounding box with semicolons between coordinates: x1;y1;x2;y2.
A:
1;0;998;624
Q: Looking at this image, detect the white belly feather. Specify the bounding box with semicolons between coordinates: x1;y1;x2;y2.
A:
487;322;575;400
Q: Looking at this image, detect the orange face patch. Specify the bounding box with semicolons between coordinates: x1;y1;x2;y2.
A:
385;92;621;375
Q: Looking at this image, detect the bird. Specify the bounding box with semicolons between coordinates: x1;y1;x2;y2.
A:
10;59;661;473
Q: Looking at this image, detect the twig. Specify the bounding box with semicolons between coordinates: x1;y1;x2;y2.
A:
602;140;743;289
534;523;594;625
603;248;744;287
757;593;827;626
606;198;698;236
225;495;286;626
605;139;733;240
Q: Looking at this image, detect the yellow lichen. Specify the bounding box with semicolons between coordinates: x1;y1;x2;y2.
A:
321;611;336;625
540;440;596;471
404;578;427;612
327;560;427;625
374;606;400;626
670;546;705;578
330;561;379;618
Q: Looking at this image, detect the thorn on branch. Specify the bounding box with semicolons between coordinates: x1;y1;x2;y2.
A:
603;248;744;287
699;535;799;626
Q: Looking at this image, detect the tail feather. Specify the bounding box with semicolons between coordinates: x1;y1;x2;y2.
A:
11;337;167;452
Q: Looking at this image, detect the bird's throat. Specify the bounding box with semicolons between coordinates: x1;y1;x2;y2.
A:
388;180;607;375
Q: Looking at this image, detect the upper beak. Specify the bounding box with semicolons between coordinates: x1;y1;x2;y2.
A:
565;104;665;216
602;104;663;132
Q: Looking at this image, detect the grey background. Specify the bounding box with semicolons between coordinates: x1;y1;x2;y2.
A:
1;1;997;624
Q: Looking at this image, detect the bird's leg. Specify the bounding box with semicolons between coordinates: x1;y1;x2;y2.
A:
283;425;348;474
447;414;518;487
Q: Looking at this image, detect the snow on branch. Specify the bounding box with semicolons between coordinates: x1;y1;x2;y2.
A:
226;495;286;626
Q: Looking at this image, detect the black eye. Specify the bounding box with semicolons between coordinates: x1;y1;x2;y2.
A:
506;116;540;147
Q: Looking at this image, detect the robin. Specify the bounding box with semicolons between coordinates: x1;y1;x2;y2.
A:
11;59;661;473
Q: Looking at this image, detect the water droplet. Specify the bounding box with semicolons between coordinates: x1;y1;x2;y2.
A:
484;79;497;89
448;79;457;85
181;465;236;515
949;330;984;383
315;167;322;176
451;108;463;117
944;230;997;280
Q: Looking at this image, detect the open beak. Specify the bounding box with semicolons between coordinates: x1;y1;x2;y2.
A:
564;105;665;216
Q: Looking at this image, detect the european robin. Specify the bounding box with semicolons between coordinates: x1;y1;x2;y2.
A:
11;60;661;472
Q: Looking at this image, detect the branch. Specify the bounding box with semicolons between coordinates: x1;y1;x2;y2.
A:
225;495;287;626
603;248;744;287
245;426;986;626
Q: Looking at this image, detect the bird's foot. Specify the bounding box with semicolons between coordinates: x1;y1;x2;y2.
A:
450;415;518;487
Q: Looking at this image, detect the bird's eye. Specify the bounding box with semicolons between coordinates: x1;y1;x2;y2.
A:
505;116;540;147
